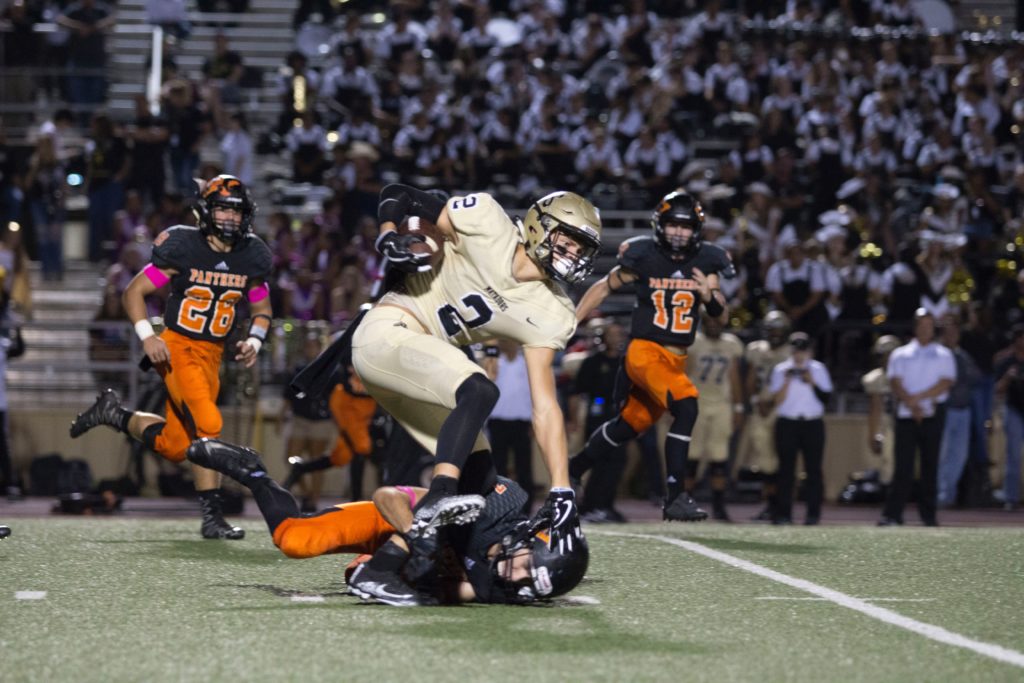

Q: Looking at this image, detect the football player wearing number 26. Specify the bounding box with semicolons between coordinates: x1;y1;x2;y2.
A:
355;184;601;575
70;175;273;540
571;191;735;522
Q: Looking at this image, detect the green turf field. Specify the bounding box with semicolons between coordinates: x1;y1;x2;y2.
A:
1;519;1022;683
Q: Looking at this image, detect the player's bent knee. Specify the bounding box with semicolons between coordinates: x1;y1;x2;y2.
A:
272;521;322;559
668;396;699;430
455;373;500;411
193;409;223;438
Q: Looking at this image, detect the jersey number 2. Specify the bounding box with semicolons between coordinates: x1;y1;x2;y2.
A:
437;293;493;338
178;286;240;337
651;290;695;334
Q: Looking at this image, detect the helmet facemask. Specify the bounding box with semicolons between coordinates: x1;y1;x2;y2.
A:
196;175;256;246
651;192;705;256
520;191;602;286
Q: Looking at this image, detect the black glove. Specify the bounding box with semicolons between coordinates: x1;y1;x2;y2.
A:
375;231;431;273
532;488;583;555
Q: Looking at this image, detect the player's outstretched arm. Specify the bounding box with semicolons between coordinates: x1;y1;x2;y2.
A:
234;292;272;368
575;267;636;322
523;346;570;488
123;266;174;365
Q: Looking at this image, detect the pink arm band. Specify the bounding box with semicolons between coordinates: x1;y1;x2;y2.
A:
248;282;270;302
143;263;170;288
396;486;417;509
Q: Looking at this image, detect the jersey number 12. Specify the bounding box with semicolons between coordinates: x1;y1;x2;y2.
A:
651;290;695;334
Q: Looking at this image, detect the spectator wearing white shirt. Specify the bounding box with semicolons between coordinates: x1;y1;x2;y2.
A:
575;127;623;188
486;341;535;505
880;309;956;526
219;112;253;185
768;332;833;525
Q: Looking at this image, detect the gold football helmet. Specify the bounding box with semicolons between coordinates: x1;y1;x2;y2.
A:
519;191;602;285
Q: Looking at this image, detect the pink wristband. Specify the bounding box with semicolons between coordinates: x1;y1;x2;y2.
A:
143;263;169;288
396;486;417;509
247;282;270;302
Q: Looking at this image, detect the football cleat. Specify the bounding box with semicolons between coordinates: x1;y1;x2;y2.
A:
69;389;125;438
198;490;245;540
0;525;10;539
282;456;306;490
348;563;433;607
402;533;439;584
186;438;267;483
408;494;485;538
662;493;708;522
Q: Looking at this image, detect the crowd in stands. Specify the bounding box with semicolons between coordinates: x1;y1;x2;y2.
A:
0;1;1023;376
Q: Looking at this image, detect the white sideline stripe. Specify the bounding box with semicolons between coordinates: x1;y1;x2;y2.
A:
599;532;1024;669
563;595;601;605
755;596;936;603
290;595;325;603
15;591;46;600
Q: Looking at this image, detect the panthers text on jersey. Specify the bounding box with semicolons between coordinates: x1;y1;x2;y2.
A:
380;193;576;350
618;236;734;348
151;226;273;343
688;331;744;405
745;339;790;404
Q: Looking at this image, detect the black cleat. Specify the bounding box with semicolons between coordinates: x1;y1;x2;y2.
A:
348;563;432;607
200;515;245;540
186;438;266;483
198;489;245;540
0;525;10;539
282;456;306;490
876;516;902;527
408;494;485;538
662;493;708;522
400;534;438;585
69;389;126;438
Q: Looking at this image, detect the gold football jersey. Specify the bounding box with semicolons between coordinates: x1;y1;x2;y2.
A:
745;339;790;403
381;193;576;349
689;332;744;405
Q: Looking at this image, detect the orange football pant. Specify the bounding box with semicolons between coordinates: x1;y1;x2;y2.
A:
328;382;377;467
272;501;395;559
620;338;699;434
153;329;224;462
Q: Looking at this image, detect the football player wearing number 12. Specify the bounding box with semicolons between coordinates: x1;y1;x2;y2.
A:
572;191;735;522
70;175;273;539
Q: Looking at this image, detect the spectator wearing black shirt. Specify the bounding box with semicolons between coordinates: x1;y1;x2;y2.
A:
84;112;128;262
162;80;205;193
57;0;115;124
994;326;1024;511
568;323;628;523
126;95;169;209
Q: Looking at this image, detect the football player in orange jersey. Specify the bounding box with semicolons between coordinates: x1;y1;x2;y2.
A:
70;175;273;539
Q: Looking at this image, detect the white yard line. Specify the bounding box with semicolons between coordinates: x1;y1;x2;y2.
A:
14;591;46;600
290;595;325;603
597;531;1024;669
755;596;936;602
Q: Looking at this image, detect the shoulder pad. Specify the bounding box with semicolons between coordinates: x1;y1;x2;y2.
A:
701;243;737;279
618;236;655;272
151;226;198;272
241;234;274;280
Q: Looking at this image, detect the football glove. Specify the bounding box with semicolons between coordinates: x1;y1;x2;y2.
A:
375;231;431;273
532;488;583;555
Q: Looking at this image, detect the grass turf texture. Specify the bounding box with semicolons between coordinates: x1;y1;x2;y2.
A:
1;520;1022;683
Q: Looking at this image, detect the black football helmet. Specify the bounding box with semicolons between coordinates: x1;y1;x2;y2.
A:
194;174;256;245
651;191;705;255
490;520;589;603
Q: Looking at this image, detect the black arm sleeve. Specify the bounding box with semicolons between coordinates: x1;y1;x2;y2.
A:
378;184;447;225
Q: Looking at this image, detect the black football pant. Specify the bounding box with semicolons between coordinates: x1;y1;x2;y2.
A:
488;419;534;503
774;417;825;521
884;413;944;524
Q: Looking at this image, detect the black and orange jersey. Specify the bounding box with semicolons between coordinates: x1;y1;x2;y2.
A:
151;225;273;343
618;236;734;348
434;476;528;604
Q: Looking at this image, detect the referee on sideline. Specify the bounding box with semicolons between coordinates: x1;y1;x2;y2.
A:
768;332;833;525
879;308;956;527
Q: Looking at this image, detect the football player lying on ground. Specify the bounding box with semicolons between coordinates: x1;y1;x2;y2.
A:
186;438;588;606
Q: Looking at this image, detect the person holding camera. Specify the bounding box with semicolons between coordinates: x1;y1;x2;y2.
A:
768;331;833;525
879;309;956;526
994;325;1024;512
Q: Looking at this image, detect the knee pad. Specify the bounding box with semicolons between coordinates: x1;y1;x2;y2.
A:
456;373;500;412
591;418;638;448
668;397;699;434
142;422;164;450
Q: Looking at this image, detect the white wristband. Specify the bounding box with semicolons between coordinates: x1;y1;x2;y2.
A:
246;337;262;354
134;319;155;341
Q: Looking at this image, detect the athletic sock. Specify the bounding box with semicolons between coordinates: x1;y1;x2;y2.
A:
367;540;409;573
247;478;300;534
114;407;132;433
413;475;458;514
